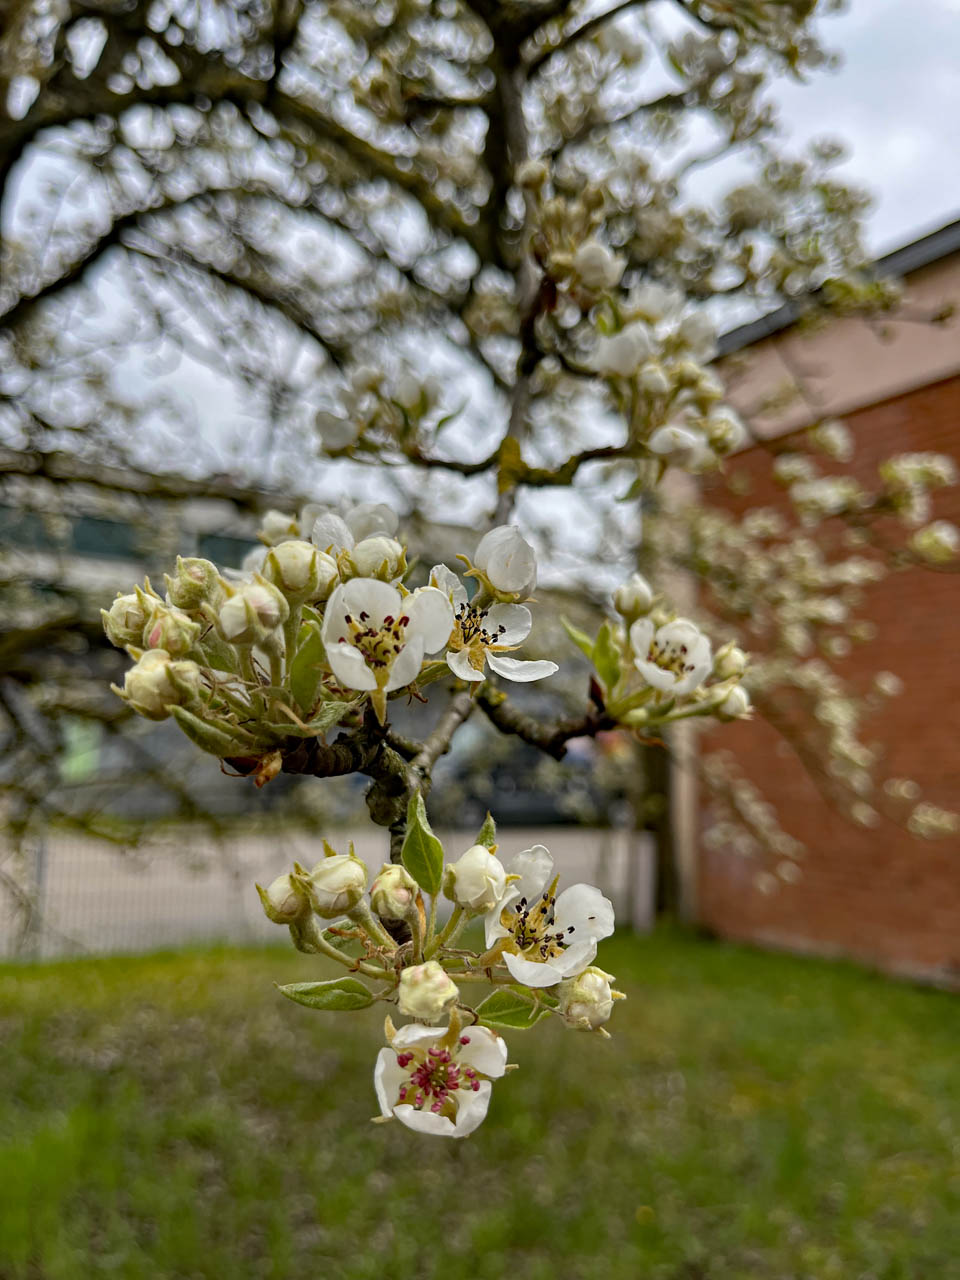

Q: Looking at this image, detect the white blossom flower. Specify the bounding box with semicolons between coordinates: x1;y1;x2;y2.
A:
473;526;538;598
321;578;453;719
572;240;625;291
630;617;713;696
443;843;508;913
397;962;460;1023
703;408;748;455
629;281;684;323
647;424;713;470
374;1021;507;1137
429;565;557;683
592;322;655;377
484;845;615;987
676;310;717;362
910;520;959;564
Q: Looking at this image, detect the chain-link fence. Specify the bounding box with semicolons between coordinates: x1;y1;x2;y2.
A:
0;827;654;960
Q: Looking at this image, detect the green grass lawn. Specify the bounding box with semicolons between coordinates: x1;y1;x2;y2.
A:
2;929;959;1280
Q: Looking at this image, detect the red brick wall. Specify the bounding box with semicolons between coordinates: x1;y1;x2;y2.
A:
697;375;960;983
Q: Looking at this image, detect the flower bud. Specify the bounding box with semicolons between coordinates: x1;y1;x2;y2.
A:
397;962;460;1023
442;845;507;914
164;557;225;611
122;650;201;721
102;591;149;648
343;536;405;582
637;361;672;396
630;281;683;323
515;159;548;190
712;642;748;680
315;410;359;450
572;240;625;292
304;853;368;918
474;525;537;598
676;310;717;362
909;520;959;564
715;685;752;721
558;967;618;1031
218;581;289;645
613;573;654;622
143;603;201;657
262;539;339;602
259;510;298;545
370;863;419;920
257;873;310;925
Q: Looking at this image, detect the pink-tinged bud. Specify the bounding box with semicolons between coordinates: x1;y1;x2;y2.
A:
143;604;201;658
304;853;367;918
101;592;149;648
122;650;201;721
397;962;459;1023
218;581;289;645
370;864;419;920
164;557;224;611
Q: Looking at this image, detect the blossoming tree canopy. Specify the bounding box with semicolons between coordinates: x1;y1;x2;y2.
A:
7;0;953;1131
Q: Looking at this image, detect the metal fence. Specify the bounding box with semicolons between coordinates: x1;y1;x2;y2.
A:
0;827;655;960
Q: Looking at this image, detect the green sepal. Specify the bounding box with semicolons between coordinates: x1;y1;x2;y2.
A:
592;621;621;694
289;619;327;712
561;616;595;661
401;790;444;896
475;811;497;850
475;989;549;1031
276;977;374;1011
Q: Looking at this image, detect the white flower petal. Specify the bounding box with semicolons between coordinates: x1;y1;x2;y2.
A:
327;640;378;691
447;648;487;681
311;513;354;554
430;564;468;608
503;950;564;987
384;634;425;692
635;659;679;692
507;845;554;903
336;578;403;630
475;526;537;594
457;1026;508;1078
393;1104;458;1137
629;617;654;657
551;937;599;979
451;1081;492;1136
406;587;455;653
347;502;398;541
392;1023;449;1050
374;1047;406;1116
486;654;559;683
554;884;616;941
484;604;531;646
484;895;517;948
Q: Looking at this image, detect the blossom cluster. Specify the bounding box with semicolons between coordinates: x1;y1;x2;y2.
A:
567;570;752;734
257;815;621;1137
101;506;558;757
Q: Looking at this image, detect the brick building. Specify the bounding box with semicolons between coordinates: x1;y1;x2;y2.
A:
694;219;960;984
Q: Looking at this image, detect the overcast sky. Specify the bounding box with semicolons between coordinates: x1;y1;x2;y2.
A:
771;0;960;252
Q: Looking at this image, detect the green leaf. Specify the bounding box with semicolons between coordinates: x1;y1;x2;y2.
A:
592;621;621;694
269;699;355;739
475;989;548;1031
475;811;497;850
277;978;373;1012
561;616;595;661
170;706;257;757
401;790;444;896
289;620;327;713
